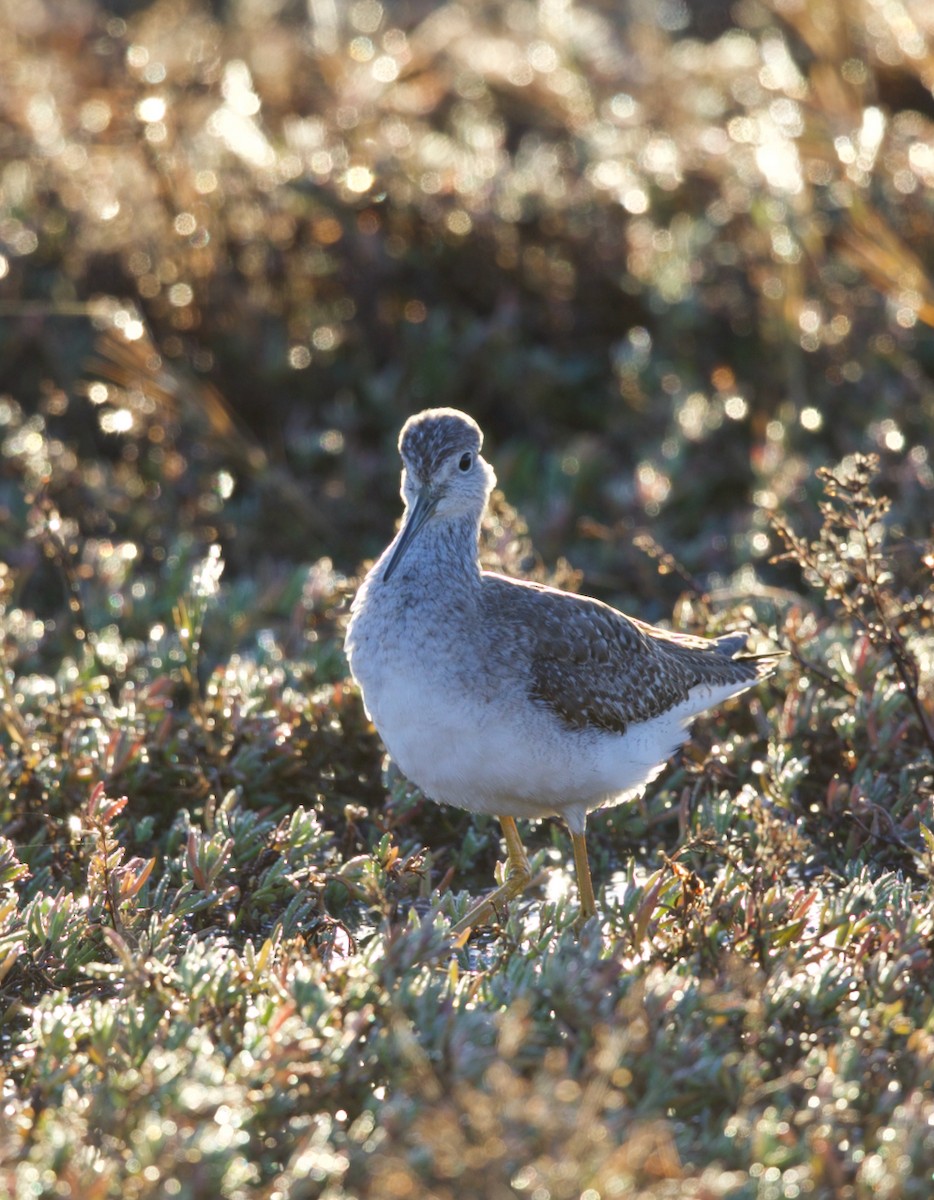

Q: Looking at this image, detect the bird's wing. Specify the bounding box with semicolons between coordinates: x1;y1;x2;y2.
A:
481;574;769;735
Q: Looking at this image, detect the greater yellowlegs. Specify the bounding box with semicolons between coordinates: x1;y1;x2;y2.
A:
345;408;779;933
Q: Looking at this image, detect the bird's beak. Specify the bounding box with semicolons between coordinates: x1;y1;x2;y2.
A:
382;485;437;582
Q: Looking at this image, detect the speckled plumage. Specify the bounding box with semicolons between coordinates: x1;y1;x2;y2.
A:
345;408;780;931
488;577;770;735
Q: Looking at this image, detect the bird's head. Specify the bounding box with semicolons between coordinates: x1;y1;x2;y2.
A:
382;408;496;581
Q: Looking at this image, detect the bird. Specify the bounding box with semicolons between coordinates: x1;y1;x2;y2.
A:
345;408;779;934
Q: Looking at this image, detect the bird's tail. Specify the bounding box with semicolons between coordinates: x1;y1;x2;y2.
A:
714;632;784;678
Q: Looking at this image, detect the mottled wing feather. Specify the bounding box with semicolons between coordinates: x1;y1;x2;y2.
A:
482;575;766;735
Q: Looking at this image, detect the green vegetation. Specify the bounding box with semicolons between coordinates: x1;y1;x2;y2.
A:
2;0;934;1195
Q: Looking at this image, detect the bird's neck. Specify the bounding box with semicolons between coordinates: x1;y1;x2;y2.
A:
385;514;481;593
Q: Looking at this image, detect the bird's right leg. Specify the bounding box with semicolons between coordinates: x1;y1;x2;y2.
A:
451;816;531;935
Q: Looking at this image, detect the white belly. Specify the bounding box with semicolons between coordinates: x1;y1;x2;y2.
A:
349;640;699;833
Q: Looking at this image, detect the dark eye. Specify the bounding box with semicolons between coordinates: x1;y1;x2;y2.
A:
458;452;473;472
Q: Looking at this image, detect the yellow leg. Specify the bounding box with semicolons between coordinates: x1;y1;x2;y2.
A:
570;830;597;925
451;816;532;935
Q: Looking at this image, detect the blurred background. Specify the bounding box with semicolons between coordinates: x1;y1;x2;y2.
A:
1;0;933;627
4;12;934;1190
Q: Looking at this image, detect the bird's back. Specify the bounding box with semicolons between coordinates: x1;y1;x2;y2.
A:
479;572;778;736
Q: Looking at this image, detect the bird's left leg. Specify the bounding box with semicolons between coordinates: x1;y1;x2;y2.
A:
570;829;597;927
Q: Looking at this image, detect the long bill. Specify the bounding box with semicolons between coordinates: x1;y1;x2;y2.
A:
381;486;437;582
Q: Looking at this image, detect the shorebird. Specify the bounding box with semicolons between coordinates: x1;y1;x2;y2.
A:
345;408;779;934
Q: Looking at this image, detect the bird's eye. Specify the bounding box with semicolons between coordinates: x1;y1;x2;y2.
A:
458;452;473;472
